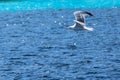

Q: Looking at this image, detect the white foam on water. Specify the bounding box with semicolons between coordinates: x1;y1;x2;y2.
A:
58;22;62;26
61;16;64;18
54;21;57;23
6;24;9;26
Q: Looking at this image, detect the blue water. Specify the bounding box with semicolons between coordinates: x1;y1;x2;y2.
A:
0;0;120;80
0;0;120;11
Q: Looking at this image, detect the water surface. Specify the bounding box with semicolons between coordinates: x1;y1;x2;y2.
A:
0;0;120;80
0;8;120;80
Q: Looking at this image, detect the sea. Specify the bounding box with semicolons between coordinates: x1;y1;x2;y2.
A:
0;0;120;80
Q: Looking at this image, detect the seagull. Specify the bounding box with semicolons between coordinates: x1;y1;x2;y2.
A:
67;11;94;31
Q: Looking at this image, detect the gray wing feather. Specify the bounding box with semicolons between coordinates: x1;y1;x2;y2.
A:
74;11;85;23
73;11;93;23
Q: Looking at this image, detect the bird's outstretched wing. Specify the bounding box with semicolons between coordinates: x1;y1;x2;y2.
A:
74;11;85;23
73;11;93;23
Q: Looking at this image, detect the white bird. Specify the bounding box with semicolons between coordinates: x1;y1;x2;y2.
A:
67;11;94;31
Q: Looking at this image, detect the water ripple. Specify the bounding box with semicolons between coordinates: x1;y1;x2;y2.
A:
0;8;120;80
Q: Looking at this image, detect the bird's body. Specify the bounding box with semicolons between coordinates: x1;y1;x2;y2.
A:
67;11;94;31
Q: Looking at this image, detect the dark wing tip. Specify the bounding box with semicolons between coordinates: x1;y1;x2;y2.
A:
81;11;93;16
